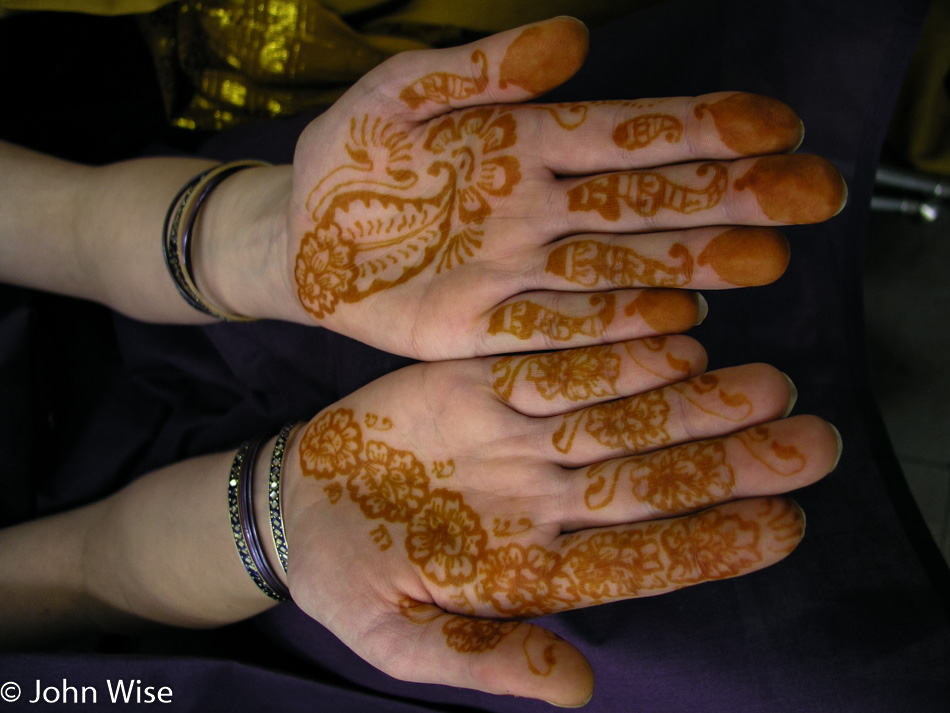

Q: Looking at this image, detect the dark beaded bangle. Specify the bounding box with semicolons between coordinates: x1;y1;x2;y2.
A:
268;422;297;576
228;438;291;602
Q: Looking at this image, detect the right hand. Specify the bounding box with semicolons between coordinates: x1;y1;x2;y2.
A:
281;335;840;705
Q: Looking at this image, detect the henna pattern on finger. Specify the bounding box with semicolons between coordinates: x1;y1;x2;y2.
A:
694;93;802;156
624;337;695;381
567;163;728;221
671;373;754;421
443;616;521;653
487;294;615;341
759;498;805;555
613;114;683;150
553;389;671;454
295;109;521;319
736;425;806;475
399;50;489;110
491;344;621;403
660;507;762;584
546;239;694;288
583;441;735;513
492;517;534;537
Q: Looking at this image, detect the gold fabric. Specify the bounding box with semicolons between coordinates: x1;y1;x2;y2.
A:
3;0;647;131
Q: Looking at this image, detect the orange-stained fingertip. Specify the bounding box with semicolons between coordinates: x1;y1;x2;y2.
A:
498;18;589;97
694;92;804;156
734;154;847;224
697;227;790;287
624;290;703;333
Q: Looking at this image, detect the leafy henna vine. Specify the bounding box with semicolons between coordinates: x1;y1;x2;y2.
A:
546;239;695;288
294;108;521;319
299;408;801;661
491;344;621;403
568;162;729;221
584;440;735;513
736;425;806;475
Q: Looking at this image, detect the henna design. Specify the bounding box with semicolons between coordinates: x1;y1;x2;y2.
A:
503;103;589;129
300;406;784;666
371;524;393;551
521;627;558;676
442;616;520;653
490;344;620;403
475;544;577;616
584;441;735;513
487;294;615;341
300;408;362;479
295;109;521;318
736;425;806;475
694;93;802;156
365;413;393;431
553;390;671;454
546;239;694;288
613;114;683;150
567;163;728;221
399;50;489;110
432;460;456;479
347;441;430;523
491;517;534;537
672;373;753;422
324;482;343;503
623;338;694;381
660;507;762;584
406;490;487;586
759;498;804;555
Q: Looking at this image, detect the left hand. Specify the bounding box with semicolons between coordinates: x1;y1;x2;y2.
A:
264;17;846;359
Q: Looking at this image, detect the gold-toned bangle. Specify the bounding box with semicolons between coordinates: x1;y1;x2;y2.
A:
163;160;270;322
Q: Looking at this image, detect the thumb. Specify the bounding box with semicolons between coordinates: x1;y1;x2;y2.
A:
364;17;589;119
375;599;594;706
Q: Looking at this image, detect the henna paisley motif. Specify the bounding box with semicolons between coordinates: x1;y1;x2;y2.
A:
567;162;728;221
399;50;490;110
295;109;521;318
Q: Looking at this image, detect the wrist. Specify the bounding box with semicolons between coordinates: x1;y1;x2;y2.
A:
195;164;297;321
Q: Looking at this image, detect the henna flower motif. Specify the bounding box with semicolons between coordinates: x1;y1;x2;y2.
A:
406;489;487;586
299;408;363;480
474;544;577;616
346;441;430;523
294;226;358;319
563;528;666;600
423;107;521;228
442;616;519;653
586;390;671;451
527;346;621;402
629;442;735;513
661;509;762;584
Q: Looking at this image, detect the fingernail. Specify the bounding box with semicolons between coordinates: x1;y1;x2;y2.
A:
545;693;593;708
829;423;843;470
694;293;708;326
791;119;805;152
834;175;849;217
781;372;797;417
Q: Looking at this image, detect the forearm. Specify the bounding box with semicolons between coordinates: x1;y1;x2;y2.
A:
0;141;294;323
0;437;285;649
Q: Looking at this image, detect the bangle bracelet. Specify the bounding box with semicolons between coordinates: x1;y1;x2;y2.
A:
268;422;297;576
163;160;270;322
228;438;291;602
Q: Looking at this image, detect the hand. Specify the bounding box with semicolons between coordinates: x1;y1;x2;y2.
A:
274;17;845;359
281;336;840;705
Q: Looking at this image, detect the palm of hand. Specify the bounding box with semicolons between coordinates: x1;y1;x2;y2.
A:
282;337;839;703
286;18;844;360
